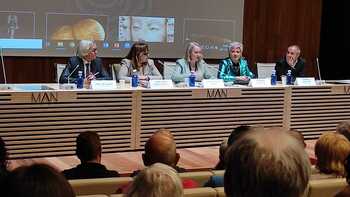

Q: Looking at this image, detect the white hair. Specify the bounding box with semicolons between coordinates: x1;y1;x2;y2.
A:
228;42;243;55
77;40;95;58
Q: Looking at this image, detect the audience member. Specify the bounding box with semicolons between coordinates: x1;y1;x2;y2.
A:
289;129;306;148
59;40;110;83
3;163;75;197
214;138;228;170
118;42;162;86
62;131;119;179
224;127;311;197
0;137;9;184
337;120;350;141
218;42;254;83
127;163;183;197
275;45;305;81
172;42;215;83
314;132;350;178
335;154;350;196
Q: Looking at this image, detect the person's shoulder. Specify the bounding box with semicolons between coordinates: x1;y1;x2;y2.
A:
69;56;80;63
176;58;186;65
62;167;77;179
121;59;131;66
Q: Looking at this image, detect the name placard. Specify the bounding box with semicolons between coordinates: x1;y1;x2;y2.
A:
249;78;271;87
149;80;174;89
295;77;316;86
202;79;225;88
59;83;77;90
91;80;117;90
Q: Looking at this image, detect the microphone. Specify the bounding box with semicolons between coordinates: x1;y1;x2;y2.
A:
7;14;18;39
0;47;7;84
316;57;322;80
67;64;80;84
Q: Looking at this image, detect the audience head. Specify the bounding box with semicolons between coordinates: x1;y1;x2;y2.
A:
337;121;350;141
125;42;149;69
77;40;97;61
127;163;183;197
0;137;8;172
315;132;350;176
286;45;301;66
224;127;311;197
289;129;306;148
228;42;243;63
227;125;252;146
3;163;75;197
185;42;203;63
76;131;102;163
215;138;228;170
143;129;180;168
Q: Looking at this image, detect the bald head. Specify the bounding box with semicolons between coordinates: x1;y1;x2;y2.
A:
224;127;311;197
143;129;179;167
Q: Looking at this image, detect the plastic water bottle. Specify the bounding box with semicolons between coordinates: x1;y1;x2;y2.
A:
131;69;139;87
76;71;84;89
271;69;277;85
286;70;292;85
189;71;196;87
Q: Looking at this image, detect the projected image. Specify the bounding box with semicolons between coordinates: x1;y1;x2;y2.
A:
0;11;35;39
118;16;175;43
47;13;107;43
184;19;235;51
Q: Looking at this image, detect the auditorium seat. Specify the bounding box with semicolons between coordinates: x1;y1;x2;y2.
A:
163;61;177;80
111;64;121;81
69;177;132;195
178;171;214;186
77;195;108;197
211;170;224;177
184;187;217;197
215;187;226;197
307;178;347;197
256;63;276;78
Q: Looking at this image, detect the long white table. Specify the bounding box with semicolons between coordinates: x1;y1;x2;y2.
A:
0;83;349;158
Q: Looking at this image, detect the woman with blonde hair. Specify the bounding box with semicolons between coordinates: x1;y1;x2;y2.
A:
314;132;350;178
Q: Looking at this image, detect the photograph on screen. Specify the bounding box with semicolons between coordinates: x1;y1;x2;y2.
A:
183;18;236;51
0;11;35;39
118;16;175;43
46;13;108;48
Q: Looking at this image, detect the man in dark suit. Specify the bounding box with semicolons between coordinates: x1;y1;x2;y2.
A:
62;131;119;179
59;40;110;84
275;45;305;81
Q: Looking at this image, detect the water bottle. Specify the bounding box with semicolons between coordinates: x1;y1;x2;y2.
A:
189;71;196;87
131;69;139;87
271;69;277;85
286;70;292;85
76;70;84;89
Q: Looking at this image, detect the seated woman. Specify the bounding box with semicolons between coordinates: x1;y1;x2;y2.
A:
312;132;350;179
171;42;215;83
218;42;254;83
118;42;162;87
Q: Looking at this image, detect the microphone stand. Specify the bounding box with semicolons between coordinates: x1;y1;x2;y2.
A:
67;64;80;84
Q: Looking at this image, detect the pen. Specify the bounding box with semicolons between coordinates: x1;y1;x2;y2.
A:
93;72;99;76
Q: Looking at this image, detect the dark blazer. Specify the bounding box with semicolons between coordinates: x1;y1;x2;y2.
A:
59;56;110;83
62;162;119;180
275;57;305;81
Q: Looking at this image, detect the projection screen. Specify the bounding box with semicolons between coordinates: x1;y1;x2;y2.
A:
0;0;244;58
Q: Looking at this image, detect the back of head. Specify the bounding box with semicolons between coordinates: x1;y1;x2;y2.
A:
289;129;306;148
143;129;179;167
337;121;350;141
315;132;350;176
227;125;252;146
127;163;183;197
3;163;75;197
76;131;101;163
224;127;311;197
77;40;94;58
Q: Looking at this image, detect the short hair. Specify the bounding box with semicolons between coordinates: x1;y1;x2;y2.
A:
315;132;350;176
289;129;306;148
288;45;301;55
227;125;252;146
127;163;183;197
228;42;243;55
76;131;102;163
3;163;75;197
0;137;8;171
185;42;201;62
143;129;178;167
337;121;350;141
125;42;149;70
224;127;311;197
77;40;95;58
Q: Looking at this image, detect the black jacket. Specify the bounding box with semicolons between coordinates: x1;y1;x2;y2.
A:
62;162;119;180
275;57;305;81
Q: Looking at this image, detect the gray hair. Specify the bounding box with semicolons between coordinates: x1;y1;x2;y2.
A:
288;45;301;55
127;163;183;197
185;41;201;62
77;40;95;58
228;42;243;55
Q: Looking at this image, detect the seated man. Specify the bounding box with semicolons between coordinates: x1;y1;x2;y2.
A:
62;131;119;179
275;45;305;81
59;40;110;84
224;127;311;197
